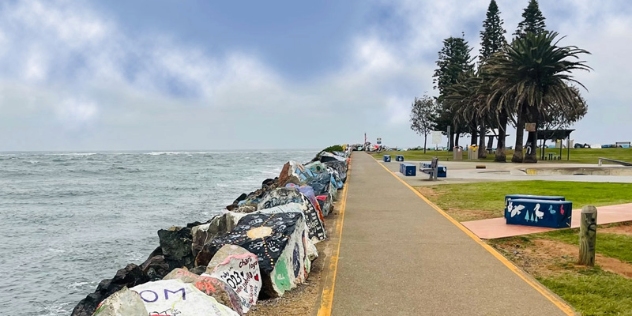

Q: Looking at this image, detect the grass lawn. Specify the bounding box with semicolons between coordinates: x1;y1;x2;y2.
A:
540;269;632;315
490;231;632;316
418;181;632;221
541;228;632;264
371;147;632;164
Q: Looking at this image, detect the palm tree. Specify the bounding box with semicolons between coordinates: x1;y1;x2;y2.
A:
486;31;591;162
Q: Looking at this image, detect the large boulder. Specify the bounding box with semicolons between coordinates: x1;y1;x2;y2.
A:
158;226;194;269
316;194;333;217
92;287;148;316
191;212;246;258
257;188;326;242
195;212;311;298
71;264;150;316
131;279;239;316
205;245;262;314
163;268;241;314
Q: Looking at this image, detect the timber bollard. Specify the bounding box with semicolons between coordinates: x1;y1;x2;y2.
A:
579;205;597;266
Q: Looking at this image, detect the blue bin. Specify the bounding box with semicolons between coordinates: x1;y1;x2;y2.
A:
399;163;416;176
383;155;391;162
396;155;405;162
505;198;573;228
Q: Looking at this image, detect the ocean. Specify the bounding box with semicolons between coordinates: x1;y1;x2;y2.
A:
0;150;318;316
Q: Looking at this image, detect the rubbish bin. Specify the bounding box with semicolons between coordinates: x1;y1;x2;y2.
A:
453;147;462;160
468;145;478;159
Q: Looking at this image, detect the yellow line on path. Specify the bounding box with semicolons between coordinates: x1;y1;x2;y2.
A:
377;161;576;316
316;159;351;316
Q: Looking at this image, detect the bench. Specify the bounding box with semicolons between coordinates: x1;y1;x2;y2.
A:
399;163;416;176
504;194;572;228
419;158;447;180
396;155;405;162
419;157;442;180
383;155;391;162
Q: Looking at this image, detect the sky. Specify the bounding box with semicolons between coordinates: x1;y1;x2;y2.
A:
0;0;631;151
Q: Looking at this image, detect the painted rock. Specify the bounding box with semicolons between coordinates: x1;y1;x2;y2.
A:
196;212;310;298
204;245;262;314
246;204;318;262
131;279;239;316
285;184;326;222
92;287;148;316
163;268;242;315
316;194;333;217
191;212;246;258
257;187;326;242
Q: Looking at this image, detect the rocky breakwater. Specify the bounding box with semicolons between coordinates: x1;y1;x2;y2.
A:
72;148;350;316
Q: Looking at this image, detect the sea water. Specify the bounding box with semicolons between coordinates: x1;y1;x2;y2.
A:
0;150;317;316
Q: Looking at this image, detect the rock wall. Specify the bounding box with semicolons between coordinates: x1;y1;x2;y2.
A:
71;148;350;316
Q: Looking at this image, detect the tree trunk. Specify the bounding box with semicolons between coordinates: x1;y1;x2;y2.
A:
512;103;526;163
495;113;507;162
524;108;539;163
470;121;478;146
448;130;454;151
423;134;427;154
454;130;461;148
478;121;487;159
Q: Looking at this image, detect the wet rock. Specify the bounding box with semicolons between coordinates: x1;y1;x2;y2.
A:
163;268;242;314
205;245;262;314
131;279;239;316
141;255;170;281
71;264;149;316
233;193;247;204
92;287;148;316
158;226;193;263
191;212;246;258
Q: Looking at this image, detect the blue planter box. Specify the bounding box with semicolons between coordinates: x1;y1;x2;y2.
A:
505;194;565;213
399;163;416;176
396;155;404;162
420;162;447;177
505;198;572;228
383;155;391;162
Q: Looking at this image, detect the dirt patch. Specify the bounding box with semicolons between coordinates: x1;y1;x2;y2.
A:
600;221;632;236
416;186;440;199
491;238;632;279
249;208;340;316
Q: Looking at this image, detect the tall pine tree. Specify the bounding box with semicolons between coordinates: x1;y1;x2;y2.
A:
479;0;507;63
432;34;474;150
479;0;508;160
514;0;546;37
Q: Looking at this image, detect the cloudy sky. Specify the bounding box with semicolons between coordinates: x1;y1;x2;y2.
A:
0;0;630;151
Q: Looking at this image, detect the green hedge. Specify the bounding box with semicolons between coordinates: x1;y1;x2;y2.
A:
321;145;344;153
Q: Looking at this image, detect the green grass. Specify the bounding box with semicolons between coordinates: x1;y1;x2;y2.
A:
423;181;632;220
539;269;632;316
536;228;632;264
371;147;632;164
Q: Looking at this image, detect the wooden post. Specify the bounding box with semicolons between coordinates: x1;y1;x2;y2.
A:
579;205;597;266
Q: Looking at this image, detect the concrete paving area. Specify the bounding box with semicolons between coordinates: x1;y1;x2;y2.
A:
379;158;632;186
329;152;572;316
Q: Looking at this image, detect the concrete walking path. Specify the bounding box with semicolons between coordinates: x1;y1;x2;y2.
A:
327;152;573;316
